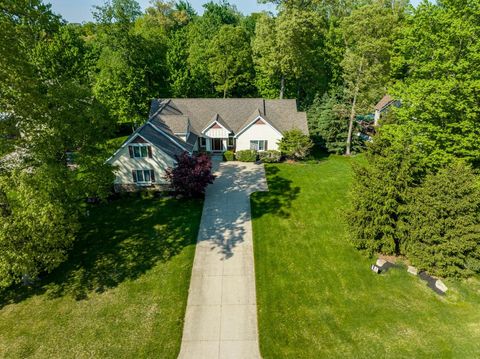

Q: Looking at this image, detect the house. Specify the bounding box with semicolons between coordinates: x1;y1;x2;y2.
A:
107;98;308;192
373;95;400;126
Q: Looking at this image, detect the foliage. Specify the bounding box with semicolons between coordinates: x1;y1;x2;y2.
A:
391;0;480;165
347;124;433;255
340;1;406;155
235;149;258;162
252;10;327;101
91;0;155;125
405;162;480;278
278;129;314;160
308;89;362;154
223;150;235;161
0;1;114;287
166;152;215;197
208;25;254;98
0;167;80;288
259;150;282;163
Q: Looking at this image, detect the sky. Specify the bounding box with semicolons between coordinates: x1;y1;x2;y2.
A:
48;0;423;23
48;0;276;23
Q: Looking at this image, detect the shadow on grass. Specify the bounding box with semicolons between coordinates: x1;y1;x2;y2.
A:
251;166;300;219
0;195;203;306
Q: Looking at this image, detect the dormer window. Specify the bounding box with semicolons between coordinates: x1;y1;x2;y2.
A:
128;144;152;159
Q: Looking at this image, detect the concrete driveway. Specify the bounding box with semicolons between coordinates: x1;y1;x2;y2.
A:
178;159;267;359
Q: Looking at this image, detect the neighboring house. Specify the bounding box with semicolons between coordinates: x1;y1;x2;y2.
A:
374;95;400;126
107;98;308;192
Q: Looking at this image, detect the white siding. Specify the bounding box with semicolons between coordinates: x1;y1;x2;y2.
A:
110;145;175;185
204;126;230;139
236;121;282;151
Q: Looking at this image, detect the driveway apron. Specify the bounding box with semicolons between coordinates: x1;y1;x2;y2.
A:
178;159;268;359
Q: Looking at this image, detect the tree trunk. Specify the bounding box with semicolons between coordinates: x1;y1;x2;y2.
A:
279;75;285;99
346;58;364;156
345;90;358;156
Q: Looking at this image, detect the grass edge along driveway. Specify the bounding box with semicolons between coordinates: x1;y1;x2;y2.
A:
251;155;480;359
0;195;203;359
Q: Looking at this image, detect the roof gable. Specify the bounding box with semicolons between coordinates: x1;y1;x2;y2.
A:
234;114;282;138
149;98;308;136
202;113;232;134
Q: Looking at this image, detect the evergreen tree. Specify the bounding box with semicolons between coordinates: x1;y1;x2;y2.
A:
405;162;480;277
348;124;434;255
308;89;362;154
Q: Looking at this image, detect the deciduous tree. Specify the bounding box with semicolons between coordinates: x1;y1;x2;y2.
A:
208;25;254;98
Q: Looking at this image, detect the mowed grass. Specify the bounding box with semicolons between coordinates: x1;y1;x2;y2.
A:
252;155;480;358
0;195;203;358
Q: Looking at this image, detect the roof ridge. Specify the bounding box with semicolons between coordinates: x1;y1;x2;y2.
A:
146;122;190;153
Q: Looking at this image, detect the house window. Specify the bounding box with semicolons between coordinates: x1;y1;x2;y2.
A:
199;137;206;147
132;169;156;185
250;140;267;151
129;144;151;158
228;135;234;147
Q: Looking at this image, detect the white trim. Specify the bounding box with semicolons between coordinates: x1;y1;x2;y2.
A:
234;116;282;139
147;122;191;153
201;119;231;135
134;168;154;186
106;132;151;164
250;140;268;151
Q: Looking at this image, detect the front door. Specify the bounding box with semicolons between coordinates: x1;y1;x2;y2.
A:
212;138;223;152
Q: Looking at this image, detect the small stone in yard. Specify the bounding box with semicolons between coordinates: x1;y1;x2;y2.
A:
435;280;448;293
407;266;418;275
371;264;381;274
376;258;387;267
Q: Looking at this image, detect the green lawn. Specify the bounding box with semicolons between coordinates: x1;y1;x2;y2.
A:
252;155;480;358
0;195;203;358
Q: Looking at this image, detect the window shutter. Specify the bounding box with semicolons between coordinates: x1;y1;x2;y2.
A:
150;170;156;183
128;146;134;158
265;141;268;151
132;170;137;183
148;146;153;158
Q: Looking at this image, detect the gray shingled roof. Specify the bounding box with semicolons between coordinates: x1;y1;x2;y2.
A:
150;98;308;136
138;123;191;157
151;114;190;134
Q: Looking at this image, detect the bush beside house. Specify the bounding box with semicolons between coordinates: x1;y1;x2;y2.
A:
278;129;314;160
223;150;235;161
236;150;257;162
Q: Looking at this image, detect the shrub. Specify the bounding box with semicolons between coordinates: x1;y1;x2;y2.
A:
236;150;257;162
278;129;314;160
165;152;215;197
223;150;235;161
259;150;281;163
405;162;480;278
